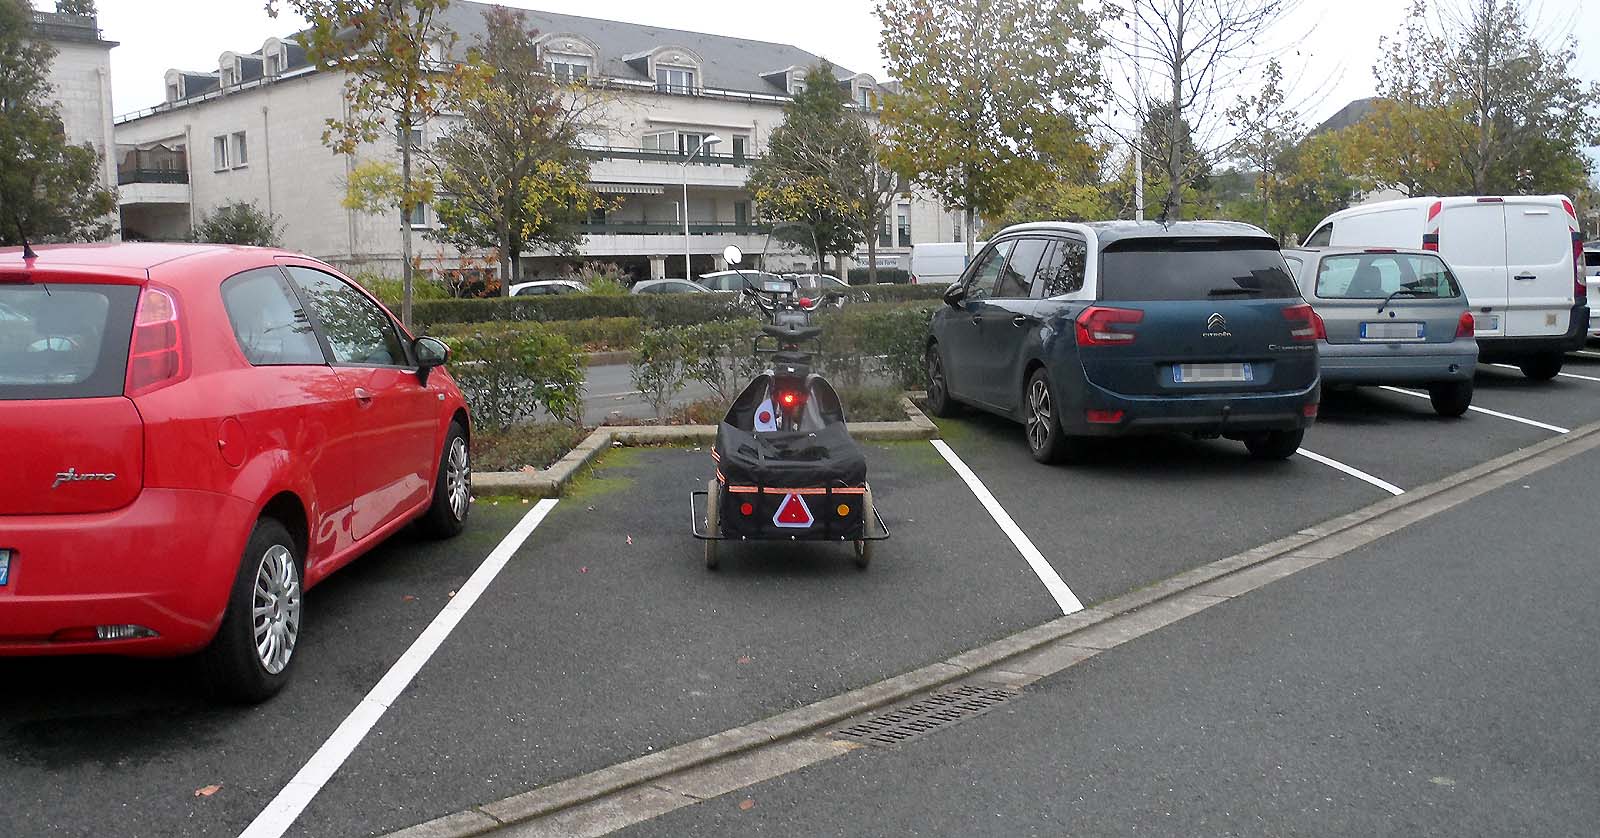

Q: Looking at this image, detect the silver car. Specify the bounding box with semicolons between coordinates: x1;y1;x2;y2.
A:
1283;247;1478;417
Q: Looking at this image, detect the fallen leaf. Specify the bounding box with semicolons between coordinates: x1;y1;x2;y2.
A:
626;535;633;545
738;799;755;811
520;465;538;475
521;498;530;504
447;590;457;598
194;784;221;798
580;566;589;573
737;655;752;665
402;595;416;603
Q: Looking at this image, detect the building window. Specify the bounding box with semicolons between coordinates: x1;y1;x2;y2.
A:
221;66;236;88
678;132;711;157
405;203;427;227
212;135;229;171
953;215;962;243
879;214;892;248
231;132;248;168
398;125;422;149
657;66;695;94
789;74;806;94
897;204;911;247
642;131;674;152
734;201;750;227
547;56;590;82
857;87;873;108
732;135;748;162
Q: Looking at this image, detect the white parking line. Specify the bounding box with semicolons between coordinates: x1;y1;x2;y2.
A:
1378;386;1570;433
1489;363;1600;383
1573;350;1600;360
930;440;1084;615
1295;448;1405;496
238;499;560;838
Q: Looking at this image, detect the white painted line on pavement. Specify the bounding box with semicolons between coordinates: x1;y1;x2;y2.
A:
1379;386;1571;433
1489;363;1600;383
930;439;1083;615
1572;350;1600;360
1295;448;1405;496
238;499;560;838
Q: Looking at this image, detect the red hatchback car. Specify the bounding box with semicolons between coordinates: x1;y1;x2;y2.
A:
0;243;472;701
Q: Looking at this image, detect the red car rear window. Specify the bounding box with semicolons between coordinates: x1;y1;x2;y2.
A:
0;283;139;400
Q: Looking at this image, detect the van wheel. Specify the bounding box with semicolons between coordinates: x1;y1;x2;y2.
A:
1519;354;1563;381
201;518;301;704
417;422;471;539
924;345;958;417
1428;380;1474;417
1244;429;1304;461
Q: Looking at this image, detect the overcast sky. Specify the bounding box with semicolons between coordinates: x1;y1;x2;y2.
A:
80;0;1598;155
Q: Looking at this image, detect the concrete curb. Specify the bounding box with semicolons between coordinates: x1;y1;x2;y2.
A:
471;396;940;498
388;416;1600;838
582;350;632;367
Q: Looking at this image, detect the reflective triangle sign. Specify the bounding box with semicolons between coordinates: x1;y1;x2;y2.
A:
772;492;813;528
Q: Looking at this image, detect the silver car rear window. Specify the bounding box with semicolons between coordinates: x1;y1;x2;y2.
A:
1315;253;1461;300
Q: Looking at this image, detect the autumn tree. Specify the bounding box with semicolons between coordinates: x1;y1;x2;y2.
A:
748;63;865;272
1105;0;1301;220
877;0;1106;257
422;7;608;291
267;0;463;329
1225;59;1302;228
0;0;116;246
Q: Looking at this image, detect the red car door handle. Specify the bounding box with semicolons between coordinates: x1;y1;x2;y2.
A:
354;388;374;405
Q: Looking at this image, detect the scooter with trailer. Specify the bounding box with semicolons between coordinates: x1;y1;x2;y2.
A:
690;245;889;569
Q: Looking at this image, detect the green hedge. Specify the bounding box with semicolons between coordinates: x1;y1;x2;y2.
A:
414;283;946;327
437;316;643;352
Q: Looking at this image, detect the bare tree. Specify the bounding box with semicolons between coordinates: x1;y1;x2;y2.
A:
1101;0;1305;220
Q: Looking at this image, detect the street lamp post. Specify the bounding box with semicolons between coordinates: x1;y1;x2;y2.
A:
681;134;722;279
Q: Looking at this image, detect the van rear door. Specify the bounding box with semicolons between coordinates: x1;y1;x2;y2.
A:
1502;200;1574;337
1436;202;1509;336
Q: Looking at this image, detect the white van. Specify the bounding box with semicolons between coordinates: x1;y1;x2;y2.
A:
1307;196;1588;378
910;241;985;285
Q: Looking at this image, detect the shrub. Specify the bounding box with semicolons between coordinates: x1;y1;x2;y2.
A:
812;302;937;389
191;200;282;247
353;271;451;309
630;327;691;421
542;317;643;352
472;424;591;472
679;319;763;401
834;385;909;421
573;262;629;296
410;285;938;328
439;322;583;430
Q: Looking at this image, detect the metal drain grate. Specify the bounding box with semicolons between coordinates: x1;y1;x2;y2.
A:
832;683;1016;747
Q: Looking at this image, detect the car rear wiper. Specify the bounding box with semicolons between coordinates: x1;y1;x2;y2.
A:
1376;288;1422;313
1207;287;1264;297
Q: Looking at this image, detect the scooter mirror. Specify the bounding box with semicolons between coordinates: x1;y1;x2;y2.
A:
723;245;744;266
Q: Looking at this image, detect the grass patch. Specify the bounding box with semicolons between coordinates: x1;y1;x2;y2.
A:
472;423;590;472
562;446;643;504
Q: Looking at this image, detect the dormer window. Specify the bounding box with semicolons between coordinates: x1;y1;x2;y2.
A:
166;82;181;102
857;87;873;108
266;53;281;77
547;53;590;83
657;66;696;94
221;66;236;87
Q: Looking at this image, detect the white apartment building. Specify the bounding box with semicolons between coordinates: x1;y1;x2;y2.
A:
30;7;118;235
112;2;960;282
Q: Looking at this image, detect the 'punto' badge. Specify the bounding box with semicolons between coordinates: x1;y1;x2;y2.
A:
52;468;117;489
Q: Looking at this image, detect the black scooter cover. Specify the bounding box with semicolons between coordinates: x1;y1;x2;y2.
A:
713;375;867;489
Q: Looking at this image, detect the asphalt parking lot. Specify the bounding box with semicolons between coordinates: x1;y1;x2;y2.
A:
5;353;1600;838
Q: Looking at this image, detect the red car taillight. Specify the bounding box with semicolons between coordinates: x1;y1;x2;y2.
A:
1075;306;1143;345
125;285;188;397
1456;311;1475;338
1283;303;1325;341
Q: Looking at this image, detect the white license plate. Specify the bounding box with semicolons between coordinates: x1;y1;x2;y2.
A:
1361;321;1425;340
1174;362;1253;383
1476;314;1500;332
0;550;9;586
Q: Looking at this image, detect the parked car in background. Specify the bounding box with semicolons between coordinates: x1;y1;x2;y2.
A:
926;221;1321;464
0;243;472;702
509;279;588;297
1284;247;1477;416
1306;196;1588;379
789;273;850;292
632;278;708;294
1585;242;1599;339
911;241;986;285
698;270;780;291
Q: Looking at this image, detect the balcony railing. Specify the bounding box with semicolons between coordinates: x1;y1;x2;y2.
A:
581;222;770;236
32;10;104;42
584;146;757;167
118;168;189;186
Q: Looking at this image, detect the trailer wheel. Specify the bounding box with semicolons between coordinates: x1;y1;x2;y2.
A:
704;478;721;570
853;487;875;570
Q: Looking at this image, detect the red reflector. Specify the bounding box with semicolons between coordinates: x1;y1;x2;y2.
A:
1427;200;1443;222
1303;402;1319;418
1562;199;1576;219
1086;409;1124;424
1456;311;1475;338
773;493;813;528
1574;231;1587;300
1075;306;1143;345
739;502;754;516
